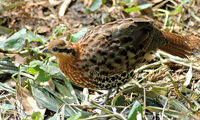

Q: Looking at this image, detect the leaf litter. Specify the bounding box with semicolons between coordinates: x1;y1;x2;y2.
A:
0;0;200;119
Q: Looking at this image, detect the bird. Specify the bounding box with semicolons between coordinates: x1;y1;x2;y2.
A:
43;18;191;91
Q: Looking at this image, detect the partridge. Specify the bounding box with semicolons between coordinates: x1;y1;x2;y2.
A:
43;18;191;90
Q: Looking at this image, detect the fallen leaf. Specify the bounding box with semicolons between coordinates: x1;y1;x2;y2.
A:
16;85;46;116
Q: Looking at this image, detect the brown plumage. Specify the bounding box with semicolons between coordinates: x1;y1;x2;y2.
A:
43;18;191;90
160;31;191;58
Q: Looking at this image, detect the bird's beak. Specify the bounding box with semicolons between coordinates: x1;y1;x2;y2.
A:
42;48;51;53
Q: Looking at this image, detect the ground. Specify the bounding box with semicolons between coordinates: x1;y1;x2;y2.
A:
0;0;200;120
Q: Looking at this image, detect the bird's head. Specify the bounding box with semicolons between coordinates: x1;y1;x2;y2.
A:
43;40;76;59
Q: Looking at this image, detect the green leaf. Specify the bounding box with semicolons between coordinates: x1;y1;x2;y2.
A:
71;28;88;43
31;112;42;120
39;64;60;75
0;29;26;51
2;103;15;114
89;0;102;11
32;86;61;112
23;61;41;75
29;60;43;67
0;1;25;13
0;57;10;61
54;81;75;103
171;0;192;15
36;69;51;82
28;60;59;74
29;47;41;54
32;86;79;117
26;67;39;75
54;24;67;35
0;25;13;34
23;60;61;81
151;86;169;96
146;97;162;107
146;106;181;118
127;100;143;120
171;6;182;15
124;3;153;13
0;82;16;94
170;98;188;111
112;92;125;107
102;0;107;4
115;95;125;106
67;112;93;120
64;78;80;104
113;94;125;112
0;29;47;52
124;7;141;13
24;31;47;44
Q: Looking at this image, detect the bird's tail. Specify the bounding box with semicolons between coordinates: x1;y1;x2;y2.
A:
159;31;192;58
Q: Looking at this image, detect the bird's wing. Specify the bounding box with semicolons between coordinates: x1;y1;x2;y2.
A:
78;18;154;76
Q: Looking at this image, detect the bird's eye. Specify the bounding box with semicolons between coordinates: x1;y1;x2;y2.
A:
52;47;59;52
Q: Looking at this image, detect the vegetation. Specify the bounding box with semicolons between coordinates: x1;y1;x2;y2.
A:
0;0;199;119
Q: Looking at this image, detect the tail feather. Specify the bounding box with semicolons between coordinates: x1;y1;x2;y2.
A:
159;31;192;58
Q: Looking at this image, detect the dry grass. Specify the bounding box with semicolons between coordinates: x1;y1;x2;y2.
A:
0;0;200;119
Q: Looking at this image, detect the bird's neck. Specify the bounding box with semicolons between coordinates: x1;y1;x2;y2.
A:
56;43;81;82
57;42;81;67
57;56;75;66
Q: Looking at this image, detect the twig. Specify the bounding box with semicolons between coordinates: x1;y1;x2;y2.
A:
79;114;121;120
156;9;170;29
0;94;14;100
161;99;169;120
1;69;34;80
157;50;200;71
90;101;126;120
120;103;133;114
134;60;164;73
167;74;194;108
62;102;127;109
191;12;200;22
143;87;146;117
59;0;72;16
138;65;167;83
20;45;45;54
